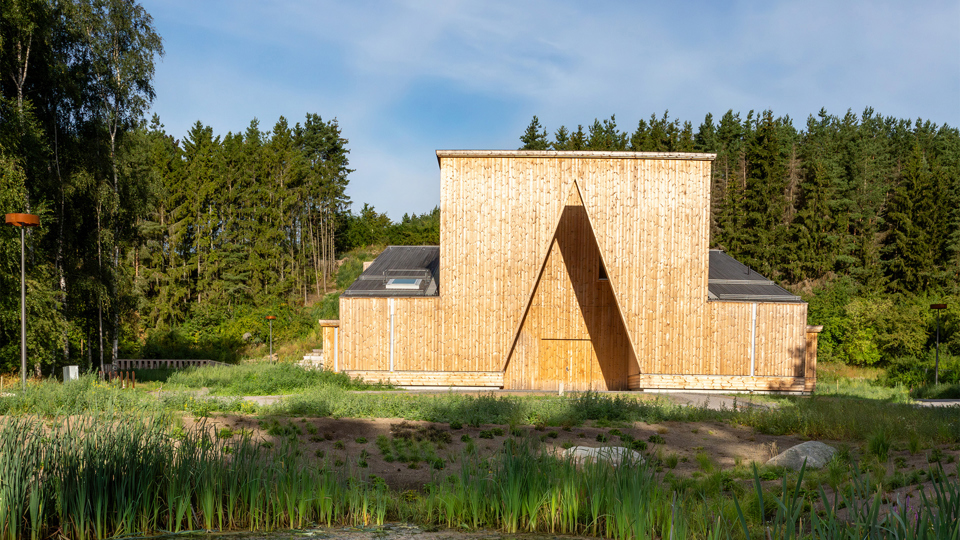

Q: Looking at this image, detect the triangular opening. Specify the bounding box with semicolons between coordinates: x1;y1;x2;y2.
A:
503;182;635;390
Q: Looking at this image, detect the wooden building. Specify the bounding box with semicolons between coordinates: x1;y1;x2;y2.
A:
323;151;820;392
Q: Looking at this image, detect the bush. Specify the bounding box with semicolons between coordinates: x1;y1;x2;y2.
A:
884;353;960;388
335;247;381;289
911;383;960;399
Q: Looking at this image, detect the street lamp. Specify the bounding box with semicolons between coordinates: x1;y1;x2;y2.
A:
5;213;40;391
266;315;277;362
931;304;947;386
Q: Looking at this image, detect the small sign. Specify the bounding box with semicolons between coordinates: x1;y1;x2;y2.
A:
931;304;947;310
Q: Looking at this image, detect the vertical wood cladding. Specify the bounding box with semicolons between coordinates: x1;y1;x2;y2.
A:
703;301;808;378
504;191;633;390
338;297;442;371
439;156;712;376
337;151;812;391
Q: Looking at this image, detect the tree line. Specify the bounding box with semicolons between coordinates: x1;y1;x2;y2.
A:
0;0;387;373
1;0;956;375
522;112;960;369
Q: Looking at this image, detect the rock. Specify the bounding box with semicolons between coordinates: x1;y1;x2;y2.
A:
242;332;252;342
766;441;836;470
563;446;644;466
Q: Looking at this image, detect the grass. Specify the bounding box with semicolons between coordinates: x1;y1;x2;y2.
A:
912;383;960;399
4;377;959;450
734;394;960;444
0;414;395;539
274;388;731;426
2;369;960;538
161;362;391;395
813;362;913;402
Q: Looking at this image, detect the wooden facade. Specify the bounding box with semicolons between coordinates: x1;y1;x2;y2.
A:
332;151;817;392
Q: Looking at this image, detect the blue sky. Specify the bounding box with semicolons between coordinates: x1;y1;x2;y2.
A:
143;0;960;219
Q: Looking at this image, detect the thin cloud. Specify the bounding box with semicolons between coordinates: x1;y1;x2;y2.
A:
144;0;960;218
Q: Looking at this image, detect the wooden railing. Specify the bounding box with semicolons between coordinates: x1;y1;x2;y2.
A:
114;359;228;370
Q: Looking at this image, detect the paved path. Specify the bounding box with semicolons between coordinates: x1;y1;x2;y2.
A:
913;399;960;407
659;392;777;411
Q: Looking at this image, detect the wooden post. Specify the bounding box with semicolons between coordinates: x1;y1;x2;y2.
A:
319;320;340;371
804;325;823;393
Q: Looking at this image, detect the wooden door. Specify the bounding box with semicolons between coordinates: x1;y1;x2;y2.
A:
539;338;597;391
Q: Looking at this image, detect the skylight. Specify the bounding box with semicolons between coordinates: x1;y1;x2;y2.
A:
385;278;422;290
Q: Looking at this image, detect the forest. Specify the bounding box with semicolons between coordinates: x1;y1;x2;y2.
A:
521;112;960;382
1;0;957;384
0;0;439;373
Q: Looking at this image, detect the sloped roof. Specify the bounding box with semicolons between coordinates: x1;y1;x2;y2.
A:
342;246;440;297
343;246;798;302
708;250;801;303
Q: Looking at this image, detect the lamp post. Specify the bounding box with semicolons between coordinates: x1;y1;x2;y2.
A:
5;213;40;391
266;315;277;362
931;304;947;386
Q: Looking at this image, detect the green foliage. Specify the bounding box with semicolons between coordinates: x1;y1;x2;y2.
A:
911;383;960;399
314;291;341;322
388;206;440;245
0;149;65;374
736;394;960;444
519;115;549;150
335;246;381;289
337;203;390;251
527;111;960;373
886;352;960;388
137;328;243;364
867;428;892;461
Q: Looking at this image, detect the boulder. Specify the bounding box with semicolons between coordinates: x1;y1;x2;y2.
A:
563;446;644;466
766;441;836;470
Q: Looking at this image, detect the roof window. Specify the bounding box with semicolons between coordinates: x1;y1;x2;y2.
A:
385;278;422;290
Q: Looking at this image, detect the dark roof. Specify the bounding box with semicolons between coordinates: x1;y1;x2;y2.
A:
708;250;801;303
344;246;797;302
342;246;440;297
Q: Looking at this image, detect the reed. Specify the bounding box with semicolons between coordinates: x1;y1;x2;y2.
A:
4;414;957;539
0;414;392;539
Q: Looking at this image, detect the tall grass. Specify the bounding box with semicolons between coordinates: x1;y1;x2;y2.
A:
0;376;157;416
275;388;725;425
1;414;957;539
411;440;671;537
733;462;960;539
735;395;960;443
4;378;957;449
0;414;392;539
163;362;389;395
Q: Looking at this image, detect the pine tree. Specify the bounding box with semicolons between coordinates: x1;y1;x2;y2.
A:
883;140;932;292
792;109;841;280
569;125;587;150
552;126;570;150
519;116;549;150
676;121;695;152
740;110;788;276
629;118;651;151
694;113;717;152
586;115;626;150
712;110;747;250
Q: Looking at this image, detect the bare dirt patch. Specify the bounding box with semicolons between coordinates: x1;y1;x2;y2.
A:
186;415;845;486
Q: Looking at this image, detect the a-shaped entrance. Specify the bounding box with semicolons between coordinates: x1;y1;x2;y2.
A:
503;185;637;390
